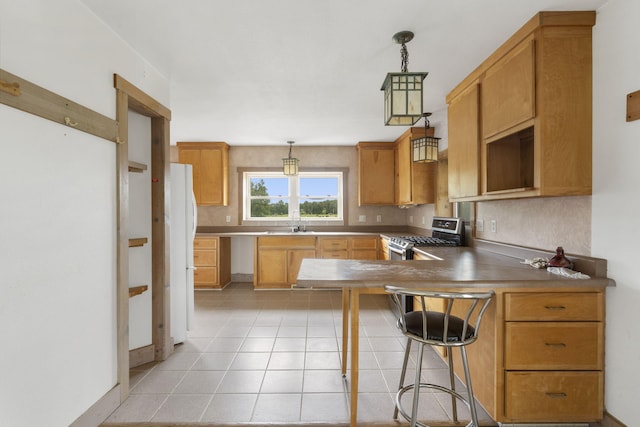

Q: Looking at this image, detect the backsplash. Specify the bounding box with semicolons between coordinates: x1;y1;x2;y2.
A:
475;196;591;256
192;145;409;228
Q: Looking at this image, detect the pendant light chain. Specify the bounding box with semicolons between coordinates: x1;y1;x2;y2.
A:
400;42;409;73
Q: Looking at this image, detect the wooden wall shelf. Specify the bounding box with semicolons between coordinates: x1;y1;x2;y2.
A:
128;237;148;247
128;285;148;298
128;161;148;173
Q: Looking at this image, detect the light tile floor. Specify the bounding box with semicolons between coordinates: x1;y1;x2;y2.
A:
104;283;496;426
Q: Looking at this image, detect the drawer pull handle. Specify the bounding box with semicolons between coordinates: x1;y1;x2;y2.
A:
544;305;566;310
545;342;567;348
545;392;567;398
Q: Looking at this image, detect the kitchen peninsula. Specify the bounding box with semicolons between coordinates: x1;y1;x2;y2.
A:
296;246;614;426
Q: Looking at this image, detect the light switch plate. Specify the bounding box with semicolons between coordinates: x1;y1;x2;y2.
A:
358;215;366;222
476;220;484;232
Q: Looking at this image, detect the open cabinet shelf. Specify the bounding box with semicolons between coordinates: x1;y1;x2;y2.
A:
128;285;148;298
128;237;148;247
128;160;147;173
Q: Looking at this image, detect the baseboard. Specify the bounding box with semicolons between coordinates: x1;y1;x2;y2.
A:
598;411;628;427
70;384;121;427
231;273;253;283
129;344;155;368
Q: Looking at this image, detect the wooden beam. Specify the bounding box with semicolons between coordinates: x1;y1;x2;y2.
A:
0;68;119;143
115;88;130;403
151;115;173;361
113;74;171;120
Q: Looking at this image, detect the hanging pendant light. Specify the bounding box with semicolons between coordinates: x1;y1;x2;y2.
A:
282;141;299;176
381;31;428;126
412;112;440;163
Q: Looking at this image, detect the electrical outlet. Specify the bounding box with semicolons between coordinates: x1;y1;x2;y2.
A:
490;220;497;233
376;215;382;223
409;215;413;224
422;216;426;225
476;220;484;232
358;215;366;223
225;215;231;223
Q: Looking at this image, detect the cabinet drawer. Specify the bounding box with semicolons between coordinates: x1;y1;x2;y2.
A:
320;250;349;259
351;249;378;260
318;238;348;250
194;267;217;284
194;250;216;267
505;322;602;370
505;292;603;321
194;237;217;249
350;237;377;250
258;236;316;248
505;371;603;422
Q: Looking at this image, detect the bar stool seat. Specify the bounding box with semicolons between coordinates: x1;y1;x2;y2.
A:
385;286;495;427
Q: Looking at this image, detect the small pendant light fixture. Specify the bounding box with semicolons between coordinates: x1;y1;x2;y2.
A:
283;140;299;176
381;31;428;126
412;112;440;163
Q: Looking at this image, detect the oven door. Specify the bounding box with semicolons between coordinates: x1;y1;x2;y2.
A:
387;246;414;312
388;245;406;261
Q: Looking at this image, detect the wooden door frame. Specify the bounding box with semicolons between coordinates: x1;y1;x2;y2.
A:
114;74;172;402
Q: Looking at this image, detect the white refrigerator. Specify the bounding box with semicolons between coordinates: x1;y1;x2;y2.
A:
170;163;197;344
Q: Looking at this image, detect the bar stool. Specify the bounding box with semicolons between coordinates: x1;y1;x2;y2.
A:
385;286;495;427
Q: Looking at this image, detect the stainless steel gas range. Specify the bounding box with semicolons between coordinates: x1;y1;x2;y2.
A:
388;217;465;261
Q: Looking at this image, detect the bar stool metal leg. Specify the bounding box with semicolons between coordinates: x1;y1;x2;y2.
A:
394;338;412;420
410;342;425;427
447;349;459;423
461;346;479;427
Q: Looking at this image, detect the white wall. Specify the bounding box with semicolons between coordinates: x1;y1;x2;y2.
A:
128;111;153;350
0;0;169;425
592;0;640;424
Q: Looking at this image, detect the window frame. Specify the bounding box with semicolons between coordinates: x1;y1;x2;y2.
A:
242;169;346;223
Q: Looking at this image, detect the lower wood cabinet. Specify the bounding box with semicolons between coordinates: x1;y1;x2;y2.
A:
501;292;604;422
350;236;378;260
450;290;605;424
256;234;380;288
193;235;231;289
317;236;378;260
255;236;316;289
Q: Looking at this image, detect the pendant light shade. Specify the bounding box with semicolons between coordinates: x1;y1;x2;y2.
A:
412;112;440;163
283;141;299;176
381;31;428;126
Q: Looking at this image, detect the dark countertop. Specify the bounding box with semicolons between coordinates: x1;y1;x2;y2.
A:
296;246;615;290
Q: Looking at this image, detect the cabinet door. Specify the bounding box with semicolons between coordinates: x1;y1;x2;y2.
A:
482;39;535;138
178;142;229;206
178;148;202;204
448;83;480;199
395;128;436;206
357;143;395;205
200;148;225;205
257;249;288;287
396;135;412;205
288;249;316;285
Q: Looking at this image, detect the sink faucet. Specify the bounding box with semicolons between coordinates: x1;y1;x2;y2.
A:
290;210;306;232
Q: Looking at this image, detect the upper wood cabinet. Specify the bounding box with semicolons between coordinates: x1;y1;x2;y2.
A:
448;83;481;199
395;127;436;206
446;11;595;202
356;142;395;206
177;141;229;206
482;39;536;139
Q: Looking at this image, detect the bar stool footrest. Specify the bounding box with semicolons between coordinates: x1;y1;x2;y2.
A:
395;382;474;427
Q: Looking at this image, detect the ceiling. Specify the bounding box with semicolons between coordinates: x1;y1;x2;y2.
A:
81;0;607;146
